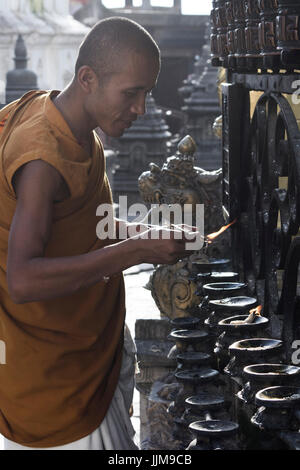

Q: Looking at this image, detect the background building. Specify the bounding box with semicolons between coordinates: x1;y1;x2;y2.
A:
0;0;89;103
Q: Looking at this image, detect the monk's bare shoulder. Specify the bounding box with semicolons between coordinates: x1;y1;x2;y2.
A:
12;160;70;203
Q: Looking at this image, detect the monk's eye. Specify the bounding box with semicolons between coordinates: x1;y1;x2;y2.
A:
124;90;138;98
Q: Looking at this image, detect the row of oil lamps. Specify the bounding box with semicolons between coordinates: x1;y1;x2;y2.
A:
167;258;300;450
211;0;300;71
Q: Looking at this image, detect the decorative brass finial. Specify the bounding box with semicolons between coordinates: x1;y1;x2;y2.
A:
177;135;197;156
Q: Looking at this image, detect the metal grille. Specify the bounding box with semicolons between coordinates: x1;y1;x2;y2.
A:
210;0;300;362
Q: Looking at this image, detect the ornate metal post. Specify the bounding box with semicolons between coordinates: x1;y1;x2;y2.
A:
233;0;247;69
216;0;229;67
225;0;237;69
258;0;281;69
245;0;262;69
211;0;222;66
277;0;300;67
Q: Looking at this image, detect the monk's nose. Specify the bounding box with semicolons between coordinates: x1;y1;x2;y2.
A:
130;96;146;116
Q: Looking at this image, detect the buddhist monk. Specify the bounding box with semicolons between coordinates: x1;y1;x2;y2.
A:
0;17;194;450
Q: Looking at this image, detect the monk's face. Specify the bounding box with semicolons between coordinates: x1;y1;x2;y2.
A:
88;52;160;137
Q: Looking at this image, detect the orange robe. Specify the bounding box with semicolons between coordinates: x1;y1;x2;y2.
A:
0;91;125;447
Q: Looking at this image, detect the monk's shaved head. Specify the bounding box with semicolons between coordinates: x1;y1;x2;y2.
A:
75;17;160;82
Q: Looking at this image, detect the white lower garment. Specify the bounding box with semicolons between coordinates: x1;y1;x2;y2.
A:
4;324;139;451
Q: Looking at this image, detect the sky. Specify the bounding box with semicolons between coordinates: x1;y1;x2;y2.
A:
102;0;213;15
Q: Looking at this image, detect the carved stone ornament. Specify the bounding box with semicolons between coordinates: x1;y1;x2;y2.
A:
139;136;228;320
144;261;200;320
138;135;224;233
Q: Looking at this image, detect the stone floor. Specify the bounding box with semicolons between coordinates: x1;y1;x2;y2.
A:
124;264;160;448
0;264;159;450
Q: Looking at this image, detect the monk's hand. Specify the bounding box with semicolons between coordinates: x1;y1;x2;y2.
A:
131;225;198;265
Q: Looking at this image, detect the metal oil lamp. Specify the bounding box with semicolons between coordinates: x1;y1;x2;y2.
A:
199;280;247;323
215;310;269;369
192;258;231;276
204;295;258;368
169;316;212;372
205;295;257;331
168;366;222;446
238;363;300;404
176;351;211;372
170;317;201;331
168;329;210;355
204;281;247;300
252;385;300;431
187;419;240;450
184;392;229;425
193;271;239;298
168;315;202;355
225;338;283;381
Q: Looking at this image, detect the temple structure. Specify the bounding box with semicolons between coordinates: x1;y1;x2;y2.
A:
109;94;172;207
5;34;38;104
0;0;88;103
181;49;222;170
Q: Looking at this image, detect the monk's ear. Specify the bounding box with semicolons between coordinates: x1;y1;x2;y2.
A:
77;66;98;94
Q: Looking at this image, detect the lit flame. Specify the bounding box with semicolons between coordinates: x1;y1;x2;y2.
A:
249;305;263;317
206;219;237;243
230;304;263;325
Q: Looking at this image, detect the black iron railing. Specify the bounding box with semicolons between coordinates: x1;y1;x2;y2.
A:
211;0;300;363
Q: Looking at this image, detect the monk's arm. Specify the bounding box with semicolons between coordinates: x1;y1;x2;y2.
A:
7;160;189;304
114;219;150;240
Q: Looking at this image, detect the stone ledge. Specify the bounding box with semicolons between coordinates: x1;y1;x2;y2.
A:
136;366;176;386
136;339;176;367
135;318;172;341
